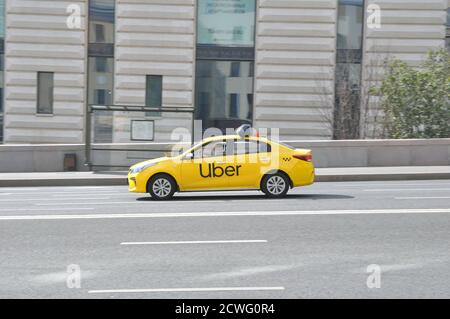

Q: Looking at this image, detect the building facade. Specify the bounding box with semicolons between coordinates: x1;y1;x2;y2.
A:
0;0;449;144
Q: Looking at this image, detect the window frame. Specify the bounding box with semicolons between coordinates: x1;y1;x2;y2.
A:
36;71;54;115
233;139;272;155
194;60;255;128
193;140;229;159
196;0;257;48
145;75;163;108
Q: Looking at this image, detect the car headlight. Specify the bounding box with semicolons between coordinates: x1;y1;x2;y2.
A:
130;162;158;174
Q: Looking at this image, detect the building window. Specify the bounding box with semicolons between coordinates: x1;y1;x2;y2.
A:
0;86;3;142
337;2;364;51
145;75;162;108
0;54;3;118
37;72;54;114
248;62;254;77
229;94;239;118
198;92;210;119
230;62;240;77
446;8;450;50
195;0;256;133
95;89;108;105
197;0;255;47
95;24;105;43
145;75;162;117
88;57;113;106
95;57;108;72
195;60;254;131
334;0;365;139
88;0;115;143
0;0;4;142
89;0;115;44
447;7;450;28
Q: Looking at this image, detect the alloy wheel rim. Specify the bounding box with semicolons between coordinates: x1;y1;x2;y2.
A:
266;175;286;195
152;178;171;197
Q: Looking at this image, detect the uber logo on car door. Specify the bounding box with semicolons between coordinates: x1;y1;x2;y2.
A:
199;163;242;178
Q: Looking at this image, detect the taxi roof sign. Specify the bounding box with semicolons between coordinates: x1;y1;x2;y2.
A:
236;124;257;138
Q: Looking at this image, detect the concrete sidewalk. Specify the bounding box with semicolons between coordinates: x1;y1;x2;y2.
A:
0;166;449;187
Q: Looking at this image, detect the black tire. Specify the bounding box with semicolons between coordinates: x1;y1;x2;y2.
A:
147;174;176;200
261;172;290;198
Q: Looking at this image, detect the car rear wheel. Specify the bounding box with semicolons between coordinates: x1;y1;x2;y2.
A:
148;174;176;200
261;173;289;198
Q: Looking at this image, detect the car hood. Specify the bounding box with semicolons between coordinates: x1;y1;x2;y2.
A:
130;157;170;170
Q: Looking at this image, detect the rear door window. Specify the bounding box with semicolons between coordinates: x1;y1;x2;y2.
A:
233;140;271;155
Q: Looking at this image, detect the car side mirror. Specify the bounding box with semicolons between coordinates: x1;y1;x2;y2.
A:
184;152;194;161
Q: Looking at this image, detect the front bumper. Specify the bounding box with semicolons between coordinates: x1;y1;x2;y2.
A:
127;174;139;192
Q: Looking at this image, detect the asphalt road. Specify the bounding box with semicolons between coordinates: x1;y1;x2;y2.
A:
0;180;449;298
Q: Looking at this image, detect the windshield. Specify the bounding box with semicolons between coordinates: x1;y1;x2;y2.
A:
180;140;205;156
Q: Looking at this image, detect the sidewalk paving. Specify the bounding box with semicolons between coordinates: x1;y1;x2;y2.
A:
0;166;449;187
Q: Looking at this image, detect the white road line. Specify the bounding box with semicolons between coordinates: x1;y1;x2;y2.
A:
88;286;285;294
0;192;125;196
35;200;225;206
395;196;450;200
0;197;111;202
0;186;120;192
0;208;94;213
1;208;449;221
0;188;42;191
333;182;450;187
120;240;268;245
35;201;138;206
364;188;450;192
49;193;126;196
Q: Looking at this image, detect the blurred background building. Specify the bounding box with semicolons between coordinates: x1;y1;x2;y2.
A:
0;0;449;144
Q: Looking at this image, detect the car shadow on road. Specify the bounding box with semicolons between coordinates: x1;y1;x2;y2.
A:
135;193;354;201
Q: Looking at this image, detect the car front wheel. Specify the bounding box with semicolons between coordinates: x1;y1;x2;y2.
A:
148;174;176;200
261;173;289;198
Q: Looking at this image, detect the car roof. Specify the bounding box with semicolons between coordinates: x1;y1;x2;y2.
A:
202;135;270;143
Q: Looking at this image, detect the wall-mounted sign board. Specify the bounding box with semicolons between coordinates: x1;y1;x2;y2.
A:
131;120;154;141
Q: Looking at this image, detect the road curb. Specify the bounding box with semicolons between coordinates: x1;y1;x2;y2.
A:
1;173;449;187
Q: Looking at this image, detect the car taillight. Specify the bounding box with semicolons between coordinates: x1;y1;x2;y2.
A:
293;154;312;162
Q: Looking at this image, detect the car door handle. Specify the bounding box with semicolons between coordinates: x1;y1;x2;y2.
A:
260;158;270;163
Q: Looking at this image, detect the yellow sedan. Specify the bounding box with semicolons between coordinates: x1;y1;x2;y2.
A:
128;134;314;200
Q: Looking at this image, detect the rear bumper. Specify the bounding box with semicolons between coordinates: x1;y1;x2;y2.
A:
291;164;315;187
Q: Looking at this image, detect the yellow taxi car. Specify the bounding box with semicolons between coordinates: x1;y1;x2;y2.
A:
128;128;314;200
